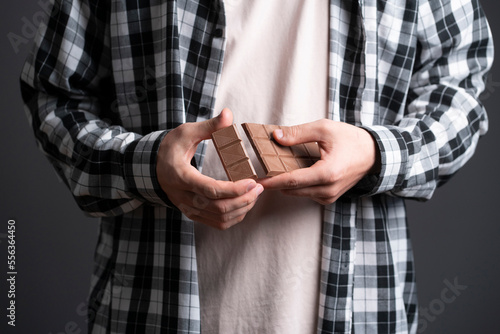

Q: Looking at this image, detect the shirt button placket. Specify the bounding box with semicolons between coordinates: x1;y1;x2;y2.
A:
199;107;211;118
214;28;224;38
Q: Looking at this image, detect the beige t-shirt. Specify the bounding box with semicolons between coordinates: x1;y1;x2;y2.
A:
195;0;329;333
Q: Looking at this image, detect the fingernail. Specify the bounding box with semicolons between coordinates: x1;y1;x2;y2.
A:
275;129;283;140
255;184;264;195
246;182;257;192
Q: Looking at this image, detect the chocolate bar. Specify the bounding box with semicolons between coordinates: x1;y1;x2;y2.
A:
242;123;321;176
211;124;257;181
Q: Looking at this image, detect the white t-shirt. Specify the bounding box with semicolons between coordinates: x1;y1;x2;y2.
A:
195;0;329;332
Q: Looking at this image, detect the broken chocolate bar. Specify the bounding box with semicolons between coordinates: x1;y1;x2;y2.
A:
211;124;257;181
242;123;321;176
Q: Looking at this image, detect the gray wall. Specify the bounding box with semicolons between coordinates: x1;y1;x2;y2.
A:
1;1;498;333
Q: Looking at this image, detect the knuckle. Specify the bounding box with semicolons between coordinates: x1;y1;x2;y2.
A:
318;118;330;127
314;195;337;205
216;214;245;230
217;222;232;231
206;117;219;134
235;214;246;224
325;172;338;184
175;123;189;136
328;188;341;200
244;195;254;207
204;184;220;199
315;198;327;205
317;119;333;137
287;125;301;138
220;213;233;223
325;196;336;204
324;167;342;184
214;201;229;214
286;176;300;189
315;197;335;205
318;118;333;129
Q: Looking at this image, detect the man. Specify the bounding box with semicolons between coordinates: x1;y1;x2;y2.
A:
20;0;493;333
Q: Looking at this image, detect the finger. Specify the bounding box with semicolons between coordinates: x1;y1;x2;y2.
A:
203;184;264;214
160;108;234;162
176;182;264;213
312;197;337;206
187;107;234;142
176;184;263;229
280;186;346;205
191;212;248;230
280;184;338;199
184;168;260;200
273;119;331;147
258;163;330;190
280;181;360;206
196;197;260;228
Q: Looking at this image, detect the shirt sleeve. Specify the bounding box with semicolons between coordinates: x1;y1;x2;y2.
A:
358;0;493;200
20;0;172;217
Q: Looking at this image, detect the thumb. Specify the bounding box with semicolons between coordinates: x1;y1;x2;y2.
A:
273;121;322;146
195;107;234;140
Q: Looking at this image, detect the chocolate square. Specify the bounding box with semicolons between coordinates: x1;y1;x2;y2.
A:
242;123;321;176
211;125;257;181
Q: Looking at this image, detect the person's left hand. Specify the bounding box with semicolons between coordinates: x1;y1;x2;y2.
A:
258;119;380;205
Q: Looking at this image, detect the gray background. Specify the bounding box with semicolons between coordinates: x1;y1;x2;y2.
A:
1;1;499;333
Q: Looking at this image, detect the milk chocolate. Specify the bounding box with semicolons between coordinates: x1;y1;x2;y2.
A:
242;123;321;176
211;124;257;181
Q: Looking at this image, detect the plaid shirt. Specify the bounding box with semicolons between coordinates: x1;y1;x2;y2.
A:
20;0;492;333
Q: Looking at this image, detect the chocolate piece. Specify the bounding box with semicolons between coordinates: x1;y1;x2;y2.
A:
211;124;257;181
242;123;321;176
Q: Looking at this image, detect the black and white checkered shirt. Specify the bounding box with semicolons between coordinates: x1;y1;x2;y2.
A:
20;0;492;333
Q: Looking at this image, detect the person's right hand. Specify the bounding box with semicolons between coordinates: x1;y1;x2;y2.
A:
156;108;264;230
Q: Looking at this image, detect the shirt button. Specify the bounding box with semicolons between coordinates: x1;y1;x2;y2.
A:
214;28;224;38
199;107;210;116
